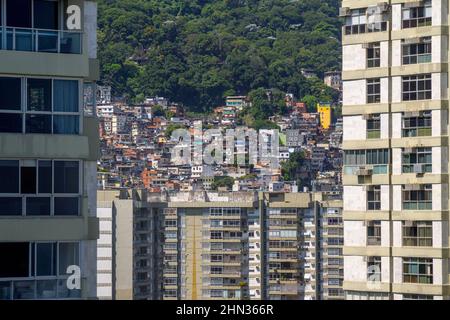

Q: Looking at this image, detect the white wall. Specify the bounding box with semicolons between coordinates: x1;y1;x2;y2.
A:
343;116;366;141
344;186;366;211
393;257;402;283
344;256;367;282
343;45;366;70
391;4;402;31
344;221;366;246
392;221;402;247
391;40;402;67
392;185;402;211
391;113;402;138
432;147;441;174
381;185;390;210
392;148;402;175
343;80;366;105
391;77;402;103
381;221;390;247
380;78;389;103
380;113;390;139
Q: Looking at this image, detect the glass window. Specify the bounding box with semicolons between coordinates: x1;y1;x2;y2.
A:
58;243;79;276
26;197;51;216
57;278;81;298
53;80;79;112
403;221;432;247
367;256;382;281
0;77;21;110
54;197;79;216
36;280;57;299
26;114;52;133
53;115;79;134
6;0;32;28
0;113;22;133
367;78;381;103
27;79;52;112
0;160;19;193
36;243;57;276
367;221;381;245
20;162;36;194
0;197;22;216
367;43;381;68
54;161;79;194
402;111;432;137
34;0;59;30
13;281;35;299
38;161;52;193
403;258;433;284
402;74;432;101
0;243;29;278
402;1;432;28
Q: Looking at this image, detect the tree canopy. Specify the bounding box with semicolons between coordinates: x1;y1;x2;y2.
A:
98;0;341;112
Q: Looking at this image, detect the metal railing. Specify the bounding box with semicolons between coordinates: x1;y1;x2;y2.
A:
0;27;82;54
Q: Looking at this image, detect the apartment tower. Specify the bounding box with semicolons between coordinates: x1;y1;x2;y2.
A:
341;0;450;299
97;189;344;300
0;0;99;299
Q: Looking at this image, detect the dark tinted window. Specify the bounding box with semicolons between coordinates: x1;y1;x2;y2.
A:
54;197;79;216
0;113;22;133
34;0;58;30
0;197;22;216
54;161;79;193
21;166;36;194
27;79;52;112
38;161;52;193
0;77;21;110
6;0;32;28
26;114;52;133
26;197;51;216
0;160;19;193
0;243;29;277
36;243;56;276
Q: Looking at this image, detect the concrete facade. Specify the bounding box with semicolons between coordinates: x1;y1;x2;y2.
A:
342;0;450;300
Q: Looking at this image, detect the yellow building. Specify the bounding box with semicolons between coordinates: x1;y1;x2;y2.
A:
317;104;332;129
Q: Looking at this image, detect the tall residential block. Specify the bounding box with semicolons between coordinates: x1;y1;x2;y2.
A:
0;0;99;300
341;0;450;299
97;190;343;300
97;190;161;300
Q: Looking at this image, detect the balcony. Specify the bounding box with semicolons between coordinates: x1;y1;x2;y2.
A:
0;27;82;54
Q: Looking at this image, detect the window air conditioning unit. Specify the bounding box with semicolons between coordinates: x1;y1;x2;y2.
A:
413;163;425;174
404;221;414;227
356;167;373;177
404;184;422;191
403;147;416;154
339;7;351;17
362;43;374;49
362;113;374;120
404;1;424;9
403;37;421;45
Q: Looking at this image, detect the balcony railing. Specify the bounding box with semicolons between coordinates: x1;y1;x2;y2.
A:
0;27;82;54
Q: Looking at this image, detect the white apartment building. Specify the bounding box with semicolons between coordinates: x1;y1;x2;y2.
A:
341;0;450;299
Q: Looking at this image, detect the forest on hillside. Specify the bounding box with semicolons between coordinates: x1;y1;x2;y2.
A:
97;0;342;113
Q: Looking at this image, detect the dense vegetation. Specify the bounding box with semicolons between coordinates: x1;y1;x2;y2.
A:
97;0;341;112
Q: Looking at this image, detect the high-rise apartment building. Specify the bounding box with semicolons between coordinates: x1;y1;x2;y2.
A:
341;0;450;299
0;0;99;300
97;190;161;300
96;190;343;300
